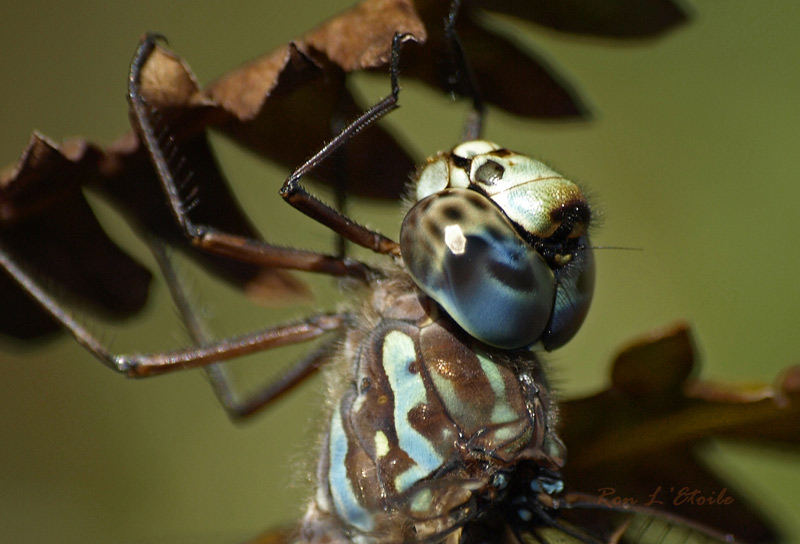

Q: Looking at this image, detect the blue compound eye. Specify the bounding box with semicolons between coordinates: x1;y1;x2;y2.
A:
402;141;595;351
401;189;556;350
541;242;594;351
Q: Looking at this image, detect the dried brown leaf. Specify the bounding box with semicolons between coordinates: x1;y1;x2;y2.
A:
473;0;690;38
302;0;427;71
0;134;151;337
207;44;416;199
409;0;589;119
205;44;322;121
561;323;799;542
0;131;308;338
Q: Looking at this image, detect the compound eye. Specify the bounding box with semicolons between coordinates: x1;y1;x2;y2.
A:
400;189;556;349
541;244;595;351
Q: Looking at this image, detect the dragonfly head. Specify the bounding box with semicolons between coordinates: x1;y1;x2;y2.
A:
400;141;594;350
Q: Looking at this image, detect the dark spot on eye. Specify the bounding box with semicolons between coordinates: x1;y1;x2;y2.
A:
423;220;443;244
403;214;418;232
407;237;434;282
488;257;538;292
408;361;418;374
442;205;463;221
475;160;505;185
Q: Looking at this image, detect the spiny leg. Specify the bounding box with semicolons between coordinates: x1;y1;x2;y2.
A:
275;3;484;259
128;34;373;280
278;1;484;253
0;240;346;378
150;241;334;418
326;95;353;261
279;32;418;258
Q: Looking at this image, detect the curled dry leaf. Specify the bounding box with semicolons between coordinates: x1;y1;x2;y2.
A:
560;323;799;543
302;0;427;71
407;0;589;119
407;0;689;118
205;43;418;200
0;134;151;337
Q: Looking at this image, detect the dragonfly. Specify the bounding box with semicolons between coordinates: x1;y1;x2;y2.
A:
0;4;746;544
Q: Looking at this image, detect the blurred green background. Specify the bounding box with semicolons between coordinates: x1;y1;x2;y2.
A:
1;1;798;543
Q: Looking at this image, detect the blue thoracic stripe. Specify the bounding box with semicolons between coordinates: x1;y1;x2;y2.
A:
328;403;373;532
382;330;444;493
476;352;517;425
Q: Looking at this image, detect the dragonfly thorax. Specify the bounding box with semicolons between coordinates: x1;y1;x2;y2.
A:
304;269;566;543
400;141;595;351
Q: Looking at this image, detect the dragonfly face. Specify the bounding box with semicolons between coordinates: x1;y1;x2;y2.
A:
301;142;593;542
402;141;595;350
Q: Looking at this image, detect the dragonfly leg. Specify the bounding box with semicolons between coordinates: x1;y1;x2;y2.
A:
279;32;419;258
444;0;486;141
151;241;336;418
128;34;372;280
0;240;346;379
